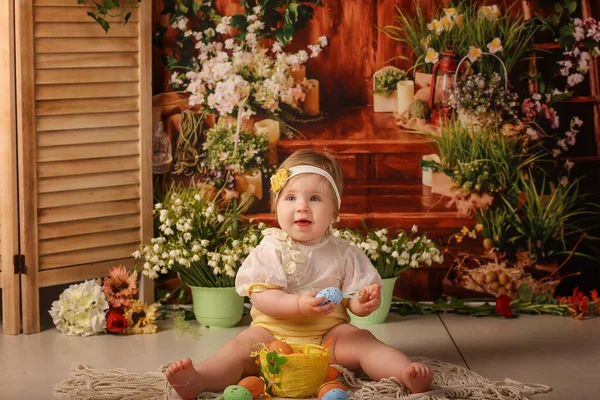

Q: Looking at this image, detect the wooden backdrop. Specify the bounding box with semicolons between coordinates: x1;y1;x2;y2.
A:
151;1;600;109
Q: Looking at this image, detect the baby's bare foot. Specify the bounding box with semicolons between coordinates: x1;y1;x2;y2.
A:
165;357;203;400
401;362;433;394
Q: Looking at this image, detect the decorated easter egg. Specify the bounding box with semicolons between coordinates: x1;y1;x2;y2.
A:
267;340;293;354
318;382;348;399
237;376;264;399
324;365;339;382
320;388;349;400
316;287;343;305
223;385;253;400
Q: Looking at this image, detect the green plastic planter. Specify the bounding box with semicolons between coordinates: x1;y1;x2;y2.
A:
349;276;399;325
189;285;244;328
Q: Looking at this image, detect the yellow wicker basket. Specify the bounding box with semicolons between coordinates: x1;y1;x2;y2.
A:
259;343;329;398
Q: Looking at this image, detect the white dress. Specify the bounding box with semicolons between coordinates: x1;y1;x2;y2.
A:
235;228;383;343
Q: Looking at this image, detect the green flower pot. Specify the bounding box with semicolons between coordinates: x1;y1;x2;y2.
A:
349;276;398;325
189;285;244;328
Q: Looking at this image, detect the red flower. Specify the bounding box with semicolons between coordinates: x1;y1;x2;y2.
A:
106;309;128;333
495;294;512;317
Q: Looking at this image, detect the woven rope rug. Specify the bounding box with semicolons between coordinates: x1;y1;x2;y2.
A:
53;357;551;400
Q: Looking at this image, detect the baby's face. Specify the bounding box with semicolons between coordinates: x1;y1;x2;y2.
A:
276;173;336;246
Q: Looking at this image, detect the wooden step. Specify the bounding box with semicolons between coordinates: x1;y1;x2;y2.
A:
279;107;436;180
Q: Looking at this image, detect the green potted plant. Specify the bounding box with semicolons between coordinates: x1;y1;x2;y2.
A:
202;123;274;199
372;66;408;113
501;175;600;270
448;72;519;128
134;185;265;327
334;225;443;324
421;121;543;214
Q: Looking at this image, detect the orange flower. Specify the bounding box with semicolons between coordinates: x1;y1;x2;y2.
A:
102;265;138;308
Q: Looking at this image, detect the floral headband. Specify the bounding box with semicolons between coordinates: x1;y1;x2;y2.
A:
270;165;342;209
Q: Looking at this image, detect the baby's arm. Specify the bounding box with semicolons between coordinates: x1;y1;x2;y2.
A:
251;289;337;318
347;284;381;316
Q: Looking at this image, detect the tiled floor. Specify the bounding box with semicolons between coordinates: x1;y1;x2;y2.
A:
1;309;599;399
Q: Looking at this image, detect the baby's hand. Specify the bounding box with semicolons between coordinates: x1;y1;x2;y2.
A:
298;291;337;317
357;284;381;313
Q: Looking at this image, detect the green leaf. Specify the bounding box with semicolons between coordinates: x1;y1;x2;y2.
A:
192;1;200;15
287;3;299;24
160;1;175;15
546;14;560;28
554;2;563;13
262;7;281;28
538;79;545;95
565;0;577;14
230;14;249;32
103;0;116;10
517;283;533;302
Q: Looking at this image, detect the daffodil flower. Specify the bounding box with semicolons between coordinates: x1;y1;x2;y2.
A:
478;5;500;20
467;46;482;62
444;8;457;17
487;38;503;54
441;16;454;31
425;48;439;64
427;19;444;35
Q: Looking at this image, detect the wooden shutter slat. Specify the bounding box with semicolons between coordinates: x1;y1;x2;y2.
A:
38;199;140;224
37;111;139;131
38;141;139;162
39;213;140;240
36;68;138;85
38;126;139;146
36;53;139;69
38;185;140;208
40;243;139;270
39;228;140;255
34;7;140;23
38;170;140;193
36;38;138;53
36;82;139;100
38;156;140;178
37;97;139;116
35;22;139;38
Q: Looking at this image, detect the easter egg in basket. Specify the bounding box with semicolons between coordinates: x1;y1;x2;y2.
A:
267;340;294;354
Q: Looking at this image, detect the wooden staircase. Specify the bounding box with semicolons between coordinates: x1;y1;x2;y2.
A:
248;107;474;300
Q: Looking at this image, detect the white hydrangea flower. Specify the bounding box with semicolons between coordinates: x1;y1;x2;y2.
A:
48;280;109;336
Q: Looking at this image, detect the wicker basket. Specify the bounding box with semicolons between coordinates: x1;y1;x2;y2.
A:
259;343;329;398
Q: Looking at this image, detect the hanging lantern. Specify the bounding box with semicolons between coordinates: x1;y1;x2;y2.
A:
152;120;173;175
429;48;459;126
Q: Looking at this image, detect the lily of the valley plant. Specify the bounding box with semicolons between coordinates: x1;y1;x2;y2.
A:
333;225;443;279
134;185;264;287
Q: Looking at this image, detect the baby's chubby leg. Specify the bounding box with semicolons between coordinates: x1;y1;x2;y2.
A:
165;326;275;400
323;324;433;394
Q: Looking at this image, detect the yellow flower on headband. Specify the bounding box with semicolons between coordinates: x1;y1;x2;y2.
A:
270;168;289;194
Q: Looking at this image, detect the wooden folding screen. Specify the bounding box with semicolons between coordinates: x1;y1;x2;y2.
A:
1;0;153;334
1;0;21;335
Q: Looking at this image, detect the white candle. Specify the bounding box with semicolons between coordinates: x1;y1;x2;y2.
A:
303;79;320;115
421;154;440;187
397;80;415;115
254;119;281;165
235;169;263;200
